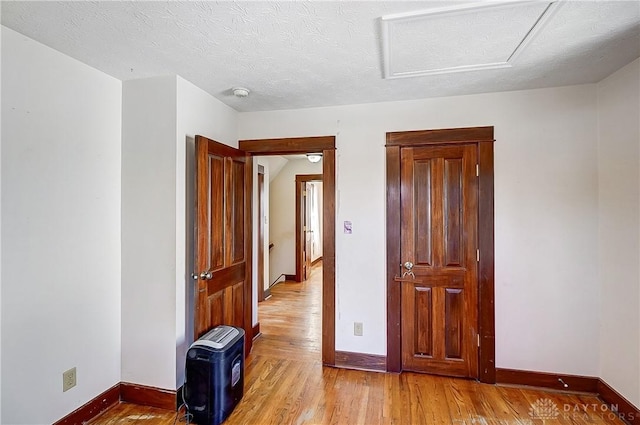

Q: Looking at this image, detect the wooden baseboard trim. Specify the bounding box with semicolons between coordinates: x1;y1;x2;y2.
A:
335;351;386;372
53;383;120;425
496;368;599;394
285;274;296;281
311;257;323;266
120;382;177;411
252;323;261;340
598;379;640;424
176;385;184;410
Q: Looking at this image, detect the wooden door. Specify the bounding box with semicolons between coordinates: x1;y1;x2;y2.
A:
195;135;252;355
399;144;478;378
295;174;322;283
303;182;313;280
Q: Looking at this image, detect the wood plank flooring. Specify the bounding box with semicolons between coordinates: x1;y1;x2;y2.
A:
91;263;623;424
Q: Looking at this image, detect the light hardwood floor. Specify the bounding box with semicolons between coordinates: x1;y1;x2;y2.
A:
91;262;623;424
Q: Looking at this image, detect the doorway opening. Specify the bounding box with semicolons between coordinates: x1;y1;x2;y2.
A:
254;157;324;362
240;136;336;366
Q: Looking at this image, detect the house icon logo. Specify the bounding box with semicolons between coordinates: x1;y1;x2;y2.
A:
529;398;560;421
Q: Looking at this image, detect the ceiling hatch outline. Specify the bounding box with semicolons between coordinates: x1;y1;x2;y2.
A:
380;1;560;79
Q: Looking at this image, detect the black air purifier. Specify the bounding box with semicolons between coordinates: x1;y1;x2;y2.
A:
184;325;245;425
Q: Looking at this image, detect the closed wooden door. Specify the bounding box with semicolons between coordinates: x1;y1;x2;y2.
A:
195;135;252;354
399;144;478;378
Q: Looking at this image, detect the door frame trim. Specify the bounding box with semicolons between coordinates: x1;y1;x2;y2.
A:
295;174;323;282
239;136;336;366
385;126;495;383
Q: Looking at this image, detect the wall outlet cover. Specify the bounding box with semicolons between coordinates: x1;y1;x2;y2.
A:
63;367;76;392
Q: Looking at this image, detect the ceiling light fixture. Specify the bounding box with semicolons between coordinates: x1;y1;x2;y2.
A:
232;87;250;97
307;153;322;163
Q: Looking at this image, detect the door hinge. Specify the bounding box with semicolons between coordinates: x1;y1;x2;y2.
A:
477;334;480;347
476;164;479;177
476;249;480;262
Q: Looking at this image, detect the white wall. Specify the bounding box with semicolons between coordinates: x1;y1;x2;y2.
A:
310;181;323;261
122;75;238;390
239;84;601;376
268;159;323;284
1;26;122;424
264;156;288;182
597;58;640;409
121;76;178;390
1;24;4;424
175;76;238;387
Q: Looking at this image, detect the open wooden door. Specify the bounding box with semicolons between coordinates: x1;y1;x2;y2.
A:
295;174;322;282
195;135;252;356
303;182;313;280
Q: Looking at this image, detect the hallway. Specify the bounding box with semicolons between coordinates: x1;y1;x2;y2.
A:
253;261;323;363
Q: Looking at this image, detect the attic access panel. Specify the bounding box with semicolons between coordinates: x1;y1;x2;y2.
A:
381;1;558;79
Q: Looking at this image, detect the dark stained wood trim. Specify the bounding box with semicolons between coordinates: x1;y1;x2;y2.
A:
322;148;336;366
335;351;386;372
120;382;177;411
176;385;184;410
598;379;640;424
244;154;254;357
252;323;261;340
295;174;323;282
284;274;296;281
496;368;599;394
53;383;120;425
239;136;335;154
295;174;323;182
236;136;336;367
311;256;323;266
478;141;496;384
263;287;271;299
386;126;494;146
385;127;495;380
386;145;402;373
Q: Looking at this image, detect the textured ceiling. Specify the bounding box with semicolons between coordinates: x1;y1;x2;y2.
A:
381;1;555;77
2;1;639;112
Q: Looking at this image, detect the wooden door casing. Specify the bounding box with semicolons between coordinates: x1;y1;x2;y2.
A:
385;127;495;383
195;135;252;356
399;144;478;378
240;136;336;366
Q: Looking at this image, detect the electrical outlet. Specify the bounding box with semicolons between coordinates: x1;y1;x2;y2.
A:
354;322;363;336
63;367;76;392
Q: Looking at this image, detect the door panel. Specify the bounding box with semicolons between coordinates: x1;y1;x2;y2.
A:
208;156;224;271
195;136;252;355
400;144;478;378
